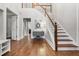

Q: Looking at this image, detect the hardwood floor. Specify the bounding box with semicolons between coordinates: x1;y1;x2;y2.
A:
3;36;79;56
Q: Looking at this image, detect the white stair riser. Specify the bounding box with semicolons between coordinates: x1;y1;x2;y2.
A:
58;30;65;32
57;34;68;35
57;28;63;30
58;47;79;51
57;25;61;26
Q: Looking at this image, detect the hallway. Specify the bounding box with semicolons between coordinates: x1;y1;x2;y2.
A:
3;36;79;56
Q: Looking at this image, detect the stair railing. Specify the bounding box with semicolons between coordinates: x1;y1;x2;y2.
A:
33;4;58;51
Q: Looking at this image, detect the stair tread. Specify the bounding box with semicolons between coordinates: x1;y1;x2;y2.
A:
58;27;63;29
58;39;72;41
57;29;63;30
58;44;78;47
57;35;69;37
57;32;66;33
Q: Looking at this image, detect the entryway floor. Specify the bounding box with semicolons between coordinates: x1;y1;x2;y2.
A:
3;36;79;56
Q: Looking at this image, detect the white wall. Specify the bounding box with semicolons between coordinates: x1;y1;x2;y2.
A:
23;3;32;8
77;4;79;43
0;4;5;10
76;4;79;45
0;10;4;40
52;3;79;45
0;4;6;41
20;8;46;38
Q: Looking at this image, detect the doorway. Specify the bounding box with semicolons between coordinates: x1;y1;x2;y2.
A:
23;18;31;38
6;8;17;40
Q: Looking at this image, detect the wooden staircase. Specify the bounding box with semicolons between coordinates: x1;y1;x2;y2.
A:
33;4;79;51
57;25;78;51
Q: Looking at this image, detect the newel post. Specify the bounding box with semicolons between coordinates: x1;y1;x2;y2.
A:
54;22;58;51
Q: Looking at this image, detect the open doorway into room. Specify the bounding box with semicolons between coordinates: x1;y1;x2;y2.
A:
6;8;17;40
23;18;31;39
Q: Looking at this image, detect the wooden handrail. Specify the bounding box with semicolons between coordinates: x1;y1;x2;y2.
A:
32;3;52;8
38;5;55;27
